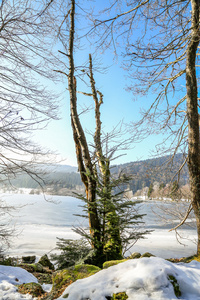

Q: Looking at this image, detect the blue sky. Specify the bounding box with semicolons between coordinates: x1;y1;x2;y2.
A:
32;1;189;167
33;52;166;167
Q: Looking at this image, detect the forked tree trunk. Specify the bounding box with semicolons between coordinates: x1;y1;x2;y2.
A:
186;0;200;255
68;0;101;252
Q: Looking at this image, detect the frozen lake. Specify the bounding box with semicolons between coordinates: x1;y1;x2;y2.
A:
2;193;197;259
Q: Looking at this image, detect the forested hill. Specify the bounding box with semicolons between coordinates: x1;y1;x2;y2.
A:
4;154;189;195
112;153;189;194
6;164;81;194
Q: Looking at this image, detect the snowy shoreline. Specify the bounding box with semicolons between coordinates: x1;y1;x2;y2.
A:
8;223;197;260
3;193;197;260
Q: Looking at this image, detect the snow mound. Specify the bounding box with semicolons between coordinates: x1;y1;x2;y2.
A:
0;265;38;300
60;257;200;300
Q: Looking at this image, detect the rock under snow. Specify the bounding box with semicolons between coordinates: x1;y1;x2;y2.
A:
59;257;200;300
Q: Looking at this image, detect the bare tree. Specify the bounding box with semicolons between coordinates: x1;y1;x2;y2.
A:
84;0;200;255
0;200;16;254
0;0;63;251
185;0;200;254
67;0;102;259
0;0;62;176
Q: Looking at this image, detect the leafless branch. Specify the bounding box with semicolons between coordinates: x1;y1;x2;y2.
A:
169;203;193;232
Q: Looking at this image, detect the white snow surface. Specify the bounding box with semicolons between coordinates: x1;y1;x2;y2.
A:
0;265;38;300
1;257;200;300
59;257;200;300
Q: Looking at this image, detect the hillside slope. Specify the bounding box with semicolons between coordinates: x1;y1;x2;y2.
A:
2;154;189;196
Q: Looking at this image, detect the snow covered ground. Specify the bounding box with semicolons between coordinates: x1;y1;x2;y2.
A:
0;265;37;299
8;224;197;259
1;257;200;300
60;257;200;300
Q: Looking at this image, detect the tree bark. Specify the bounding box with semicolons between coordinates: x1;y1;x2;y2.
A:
89;54;123;259
68;0;101;250
186;0;200;255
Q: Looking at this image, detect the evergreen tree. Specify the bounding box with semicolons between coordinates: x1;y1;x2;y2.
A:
51;239;91;269
148;183;153;198
74;157;150;265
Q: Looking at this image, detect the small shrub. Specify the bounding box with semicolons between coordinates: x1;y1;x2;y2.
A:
0;257;14;266
51;238;91;269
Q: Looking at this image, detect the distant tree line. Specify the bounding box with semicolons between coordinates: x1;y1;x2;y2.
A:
1;171;83;191
1;154;189;195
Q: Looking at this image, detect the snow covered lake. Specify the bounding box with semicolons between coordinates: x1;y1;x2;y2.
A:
1;193;197;259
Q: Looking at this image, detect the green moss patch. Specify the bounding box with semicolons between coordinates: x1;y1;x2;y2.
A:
18;282;45;298
103;259;127;269
50;264;100;299
34;272;53;285
181;255;200;263
112;292;128;299
49;269;73;299
19;262;45;273
128;252;141;259
168;254;200;264
140;252;155;258
74;264;100;275
168;275;181;298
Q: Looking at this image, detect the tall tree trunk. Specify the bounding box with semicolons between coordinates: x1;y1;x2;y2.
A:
68;0;101;251
186;0;200;255
89;54;123;260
